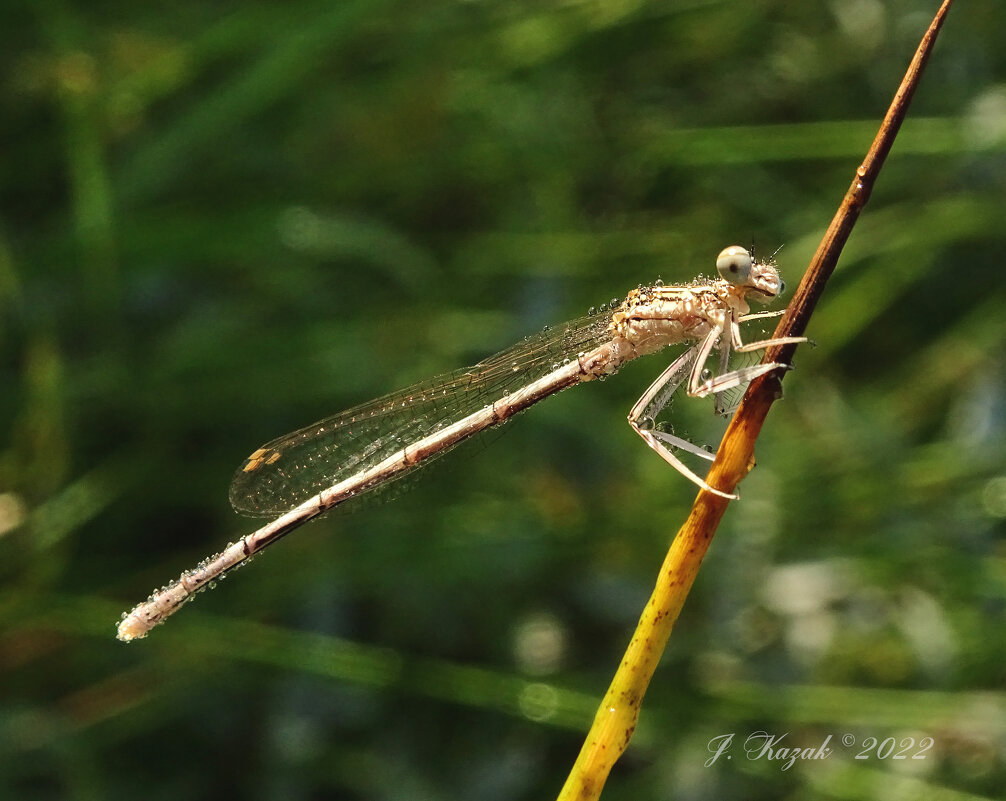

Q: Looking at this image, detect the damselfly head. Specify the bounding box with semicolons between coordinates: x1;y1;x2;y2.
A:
716;245;784;303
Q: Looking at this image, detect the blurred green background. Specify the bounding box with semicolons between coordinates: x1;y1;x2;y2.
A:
2;1;1005;799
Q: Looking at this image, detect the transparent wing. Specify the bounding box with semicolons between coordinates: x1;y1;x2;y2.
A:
713;347;764;416
713;313;781;416
229;310;614;516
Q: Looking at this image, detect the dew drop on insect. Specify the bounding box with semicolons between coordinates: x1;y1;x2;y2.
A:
701;369;712;382
637;417;655;431
609;298;618;309
655;278;663;287
588;306;596;315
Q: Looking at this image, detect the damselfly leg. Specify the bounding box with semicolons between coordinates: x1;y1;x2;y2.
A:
628;313;806;499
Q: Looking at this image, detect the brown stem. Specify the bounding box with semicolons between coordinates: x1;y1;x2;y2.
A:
557;2;955;799
710;0;954;498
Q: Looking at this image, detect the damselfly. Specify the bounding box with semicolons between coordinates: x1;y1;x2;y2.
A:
117;245;805;640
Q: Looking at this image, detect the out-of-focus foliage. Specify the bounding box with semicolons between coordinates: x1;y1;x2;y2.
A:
1;1;1004;799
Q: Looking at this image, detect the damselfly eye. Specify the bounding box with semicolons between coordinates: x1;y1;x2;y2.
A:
716;245;753;284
